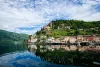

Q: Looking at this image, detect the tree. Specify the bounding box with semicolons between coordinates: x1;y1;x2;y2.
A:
74;29;79;36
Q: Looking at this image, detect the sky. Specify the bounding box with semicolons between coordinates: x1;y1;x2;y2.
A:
0;0;100;34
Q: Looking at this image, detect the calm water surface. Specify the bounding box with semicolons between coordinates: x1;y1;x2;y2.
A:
0;51;80;67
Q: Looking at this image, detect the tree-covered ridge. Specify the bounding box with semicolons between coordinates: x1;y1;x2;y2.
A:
51;20;100;29
0;29;28;41
36;20;100;38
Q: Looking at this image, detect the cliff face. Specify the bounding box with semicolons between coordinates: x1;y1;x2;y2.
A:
36;20;100;38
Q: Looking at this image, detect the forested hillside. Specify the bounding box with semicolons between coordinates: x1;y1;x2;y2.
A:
36;20;100;38
0;29;28;45
51;20;100;29
0;29;28;41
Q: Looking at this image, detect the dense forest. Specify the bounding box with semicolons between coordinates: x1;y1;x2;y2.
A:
0;29;28;41
0;29;28;54
36;20;100;38
0;29;28;45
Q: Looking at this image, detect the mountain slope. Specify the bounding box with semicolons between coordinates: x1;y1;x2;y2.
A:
0;29;28;41
36;20;100;38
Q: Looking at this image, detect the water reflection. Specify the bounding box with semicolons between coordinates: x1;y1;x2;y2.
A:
0;42;79;67
0;42;27;55
1;43;100;67
0;51;79;67
30;45;100;67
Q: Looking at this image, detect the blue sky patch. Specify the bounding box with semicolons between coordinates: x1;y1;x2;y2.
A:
19;27;39;30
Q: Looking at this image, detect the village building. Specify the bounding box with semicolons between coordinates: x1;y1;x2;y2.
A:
66;26;71;29
43;26;51;31
77;35;84;42
63;36;76;43
93;35;100;42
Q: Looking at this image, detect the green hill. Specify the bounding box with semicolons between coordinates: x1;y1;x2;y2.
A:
0;29;28;41
36;20;100;38
0;29;28;45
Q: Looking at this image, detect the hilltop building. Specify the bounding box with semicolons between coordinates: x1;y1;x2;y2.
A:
43;26;51;31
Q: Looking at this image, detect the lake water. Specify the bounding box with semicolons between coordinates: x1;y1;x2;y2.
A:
0;51;80;67
0;43;81;67
1;43;100;67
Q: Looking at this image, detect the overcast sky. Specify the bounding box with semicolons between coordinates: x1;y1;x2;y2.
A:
0;0;100;34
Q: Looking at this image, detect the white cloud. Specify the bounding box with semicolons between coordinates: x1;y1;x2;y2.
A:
0;0;100;34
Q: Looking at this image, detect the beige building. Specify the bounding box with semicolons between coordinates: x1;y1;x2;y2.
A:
63;36;76;43
44;26;51;31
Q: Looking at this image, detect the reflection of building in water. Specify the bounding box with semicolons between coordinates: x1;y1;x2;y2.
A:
27;35;37;52
28;45;37;52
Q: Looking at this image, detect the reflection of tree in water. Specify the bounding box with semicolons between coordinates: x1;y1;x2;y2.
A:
36;50;78;65
35;48;100;67
67;40;70;50
0;41;27;55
